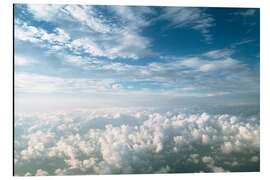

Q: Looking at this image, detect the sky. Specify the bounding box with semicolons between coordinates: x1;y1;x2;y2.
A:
14;4;260;176
14;4;259;113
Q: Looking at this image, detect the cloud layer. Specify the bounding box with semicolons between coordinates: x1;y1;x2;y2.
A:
14;5;260;176
14;108;259;176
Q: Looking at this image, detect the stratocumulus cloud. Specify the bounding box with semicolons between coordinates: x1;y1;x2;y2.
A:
14;108;259;175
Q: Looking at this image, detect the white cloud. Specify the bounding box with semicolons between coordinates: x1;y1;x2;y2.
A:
65;29;151;60
35;169;49;176
110;6;154;29
15;108;259;175
14;51;258;101
202;156;214;164
203;49;234;59
42;28;70;44
15;20;42;43
20;130;55;160
68;38;106;57
64;54;89;66
64;5;112;33
231;39;254;48
54;168;67;176
105;30;151;59
24;172;32;176
15;20;70;49
15;72;114;94
202;156;226;172
15;5;258;95
160;7;215;42
233;9;256;16
15;55;34;65
27;4;64;21
180;57;240;72
24;5;153;60
15;73;67;93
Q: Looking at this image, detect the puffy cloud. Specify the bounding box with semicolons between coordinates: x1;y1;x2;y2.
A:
54;168;67;176
14;108;259;175
24;172;31;176
35;169;49;176
20;130;56;160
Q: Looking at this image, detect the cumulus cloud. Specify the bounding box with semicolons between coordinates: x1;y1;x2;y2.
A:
14;108;259;175
14;5;260;175
24;172;32;176
35;169;49;176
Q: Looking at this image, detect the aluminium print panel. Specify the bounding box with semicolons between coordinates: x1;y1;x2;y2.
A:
14;4;260;176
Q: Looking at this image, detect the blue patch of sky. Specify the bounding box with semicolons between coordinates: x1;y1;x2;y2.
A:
14;4;58;33
15;5;259;65
143;21;206;58
207;8;259;63
14;4;260;100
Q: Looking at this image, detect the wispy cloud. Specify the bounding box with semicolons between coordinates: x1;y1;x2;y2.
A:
159;7;215;42
27;4;64;21
233;9;256;16
24;5;154;60
64;5;112;33
110;6;155;29
15;51;258;98
231;39;255;48
14;5;260;175
15;72;115;94
15;19;70;49
203;49;234;59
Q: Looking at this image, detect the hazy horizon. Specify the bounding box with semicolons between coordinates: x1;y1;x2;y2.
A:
14;4;260;176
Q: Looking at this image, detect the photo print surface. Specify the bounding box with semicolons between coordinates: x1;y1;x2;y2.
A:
14;4;260;176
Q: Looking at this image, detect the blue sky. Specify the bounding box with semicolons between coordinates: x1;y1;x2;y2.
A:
14;4;260;112
13;4;261;175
